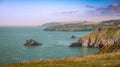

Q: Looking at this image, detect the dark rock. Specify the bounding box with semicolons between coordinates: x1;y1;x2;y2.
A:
98;28;102;31
69;42;82;47
71;35;76;38
24;39;42;46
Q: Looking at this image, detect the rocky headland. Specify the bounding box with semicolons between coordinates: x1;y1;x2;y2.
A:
69;26;120;48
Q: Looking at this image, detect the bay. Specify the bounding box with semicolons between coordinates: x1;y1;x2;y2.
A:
0;26;98;64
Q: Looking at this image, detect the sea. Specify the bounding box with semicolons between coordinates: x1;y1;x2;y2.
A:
0;26;98;64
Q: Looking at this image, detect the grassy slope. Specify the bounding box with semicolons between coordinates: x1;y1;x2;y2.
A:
83;26;120;40
98;45;120;54
1;51;120;67
76;26;120;48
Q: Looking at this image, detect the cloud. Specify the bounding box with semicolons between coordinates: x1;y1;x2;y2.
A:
60;3;120;16
53;3;120;20
60;10;79;14
86;5;97;8
89;3;120;16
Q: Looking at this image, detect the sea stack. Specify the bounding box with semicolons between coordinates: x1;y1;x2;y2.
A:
24;39;42;46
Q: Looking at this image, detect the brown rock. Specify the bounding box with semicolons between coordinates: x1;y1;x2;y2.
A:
70;26;120;48
24;39;42;46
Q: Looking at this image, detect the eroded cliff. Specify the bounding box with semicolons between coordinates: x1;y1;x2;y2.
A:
70;26;120;48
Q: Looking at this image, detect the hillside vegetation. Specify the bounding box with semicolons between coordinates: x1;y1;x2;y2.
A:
44;23;97;31
98;45;120;54
69;26;120;48
81;26;120;47
100;20;120;26
44;20;120;31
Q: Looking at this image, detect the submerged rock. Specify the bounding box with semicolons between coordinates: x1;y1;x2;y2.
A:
71;35;76;38
24;39;42;46
69;38;83;47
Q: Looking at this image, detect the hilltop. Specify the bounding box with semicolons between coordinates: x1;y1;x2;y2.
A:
99;20;120;26
40;22;61;28
40;21;98;28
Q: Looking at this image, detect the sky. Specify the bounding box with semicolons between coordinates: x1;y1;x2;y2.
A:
0;0;120;26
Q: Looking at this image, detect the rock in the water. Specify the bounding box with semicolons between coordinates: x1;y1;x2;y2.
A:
69;42;82;47
24;39;42;46
71;35;76;38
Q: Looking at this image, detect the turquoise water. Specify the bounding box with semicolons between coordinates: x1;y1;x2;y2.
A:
0;26;98;64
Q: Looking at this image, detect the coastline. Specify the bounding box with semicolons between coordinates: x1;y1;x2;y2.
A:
1;49;120;67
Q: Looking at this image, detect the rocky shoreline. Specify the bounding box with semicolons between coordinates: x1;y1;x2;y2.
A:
69;26;120;48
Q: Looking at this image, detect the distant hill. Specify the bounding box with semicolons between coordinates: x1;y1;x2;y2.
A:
40;21;86;27
40;22;61;28
44;23;98;31
99;20;120;26
43;20;120;31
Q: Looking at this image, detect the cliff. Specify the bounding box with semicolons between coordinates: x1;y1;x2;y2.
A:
70;26;120;48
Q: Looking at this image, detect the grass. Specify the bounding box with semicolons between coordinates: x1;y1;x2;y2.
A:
83;26;120;40
1;46;120;67
98;45;120;54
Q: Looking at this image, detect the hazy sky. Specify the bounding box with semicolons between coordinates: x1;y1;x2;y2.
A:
0;0;120;26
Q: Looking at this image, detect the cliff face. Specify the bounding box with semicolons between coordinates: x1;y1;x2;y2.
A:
77;26;120;48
